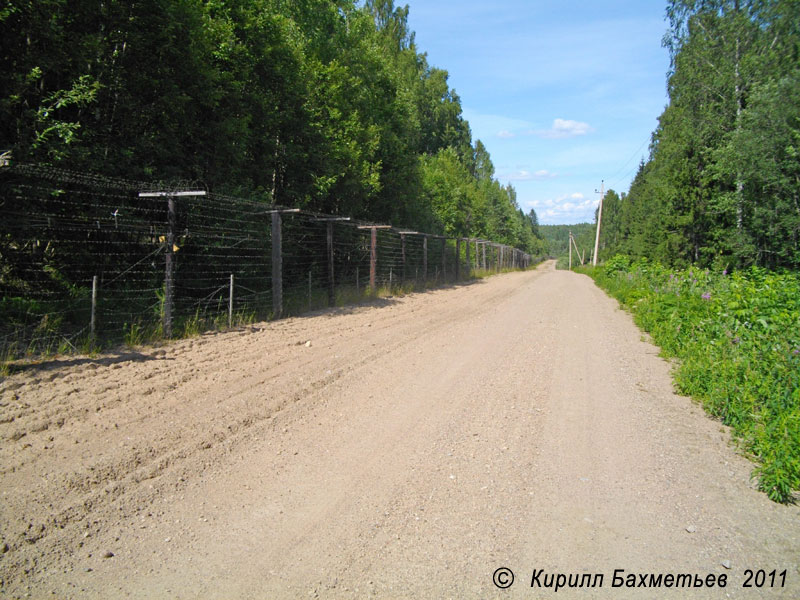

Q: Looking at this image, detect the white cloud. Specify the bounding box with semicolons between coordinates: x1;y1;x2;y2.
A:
528;192;599;224
532;118;594;139
462;108;533;142
530;198;553;208
501;168;557;181
463;109;594;143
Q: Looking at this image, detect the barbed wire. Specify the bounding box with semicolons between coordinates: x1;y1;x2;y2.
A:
1;164;540;358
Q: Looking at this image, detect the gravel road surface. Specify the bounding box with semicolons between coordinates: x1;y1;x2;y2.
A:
1;261;798;598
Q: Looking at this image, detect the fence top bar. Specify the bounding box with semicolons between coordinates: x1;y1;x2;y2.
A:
311;217;351;222
262;208;301;214
138;190;207;197
356;224;392;229
396;230;419;234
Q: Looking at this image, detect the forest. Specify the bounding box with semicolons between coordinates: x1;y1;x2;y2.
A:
0;0;546;256
576;0;800;503
595;0;799;271
539;223;595;267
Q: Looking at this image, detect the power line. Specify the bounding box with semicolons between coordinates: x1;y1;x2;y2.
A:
606;137;650;190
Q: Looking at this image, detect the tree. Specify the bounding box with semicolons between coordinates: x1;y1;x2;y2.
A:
0;0;541;255
603;0;800;269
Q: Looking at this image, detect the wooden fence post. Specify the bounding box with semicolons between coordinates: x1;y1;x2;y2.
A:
272;211;282;318
327;221;335;306
441;238;446;282
355;224;390;293
311;216;350;306
138;189;206;337
401;233;406;282
370;227;377;292
423;235;428;282
456;238;462;280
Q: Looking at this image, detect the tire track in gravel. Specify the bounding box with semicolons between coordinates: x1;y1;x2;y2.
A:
1;262;798;599
0;267;549;594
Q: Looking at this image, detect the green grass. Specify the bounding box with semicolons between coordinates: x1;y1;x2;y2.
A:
580;256;800;503
1;264;533;377
0;343;16;378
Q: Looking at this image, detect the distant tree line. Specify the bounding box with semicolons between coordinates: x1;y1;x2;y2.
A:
539;223;595;262
596;0;799;270
0;0;546;255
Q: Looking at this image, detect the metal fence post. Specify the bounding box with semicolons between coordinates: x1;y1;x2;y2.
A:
164;195;176;337
229;274;234;327
91;275;98;337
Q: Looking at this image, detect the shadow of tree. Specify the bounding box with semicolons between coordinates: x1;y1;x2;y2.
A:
2;350;162;380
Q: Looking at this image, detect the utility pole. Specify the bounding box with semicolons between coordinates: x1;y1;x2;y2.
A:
570;232;584;266
568;230;572;270
592;179;604;266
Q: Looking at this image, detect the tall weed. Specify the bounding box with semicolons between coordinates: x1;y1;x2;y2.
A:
582;257;800;503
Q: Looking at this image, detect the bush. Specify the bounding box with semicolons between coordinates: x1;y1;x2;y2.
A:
585;258;800;503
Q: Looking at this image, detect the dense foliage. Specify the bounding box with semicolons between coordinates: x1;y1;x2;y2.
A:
595;0;800;269
578;0;800;504
585;256;800;503
0;0;545;254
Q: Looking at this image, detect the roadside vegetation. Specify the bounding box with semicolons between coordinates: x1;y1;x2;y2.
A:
564;1;800;503
591;1;799;271
0;0;546;257
0;261;538;379
580;256;800;503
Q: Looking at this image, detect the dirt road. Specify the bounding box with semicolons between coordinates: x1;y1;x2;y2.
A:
1;262;798;598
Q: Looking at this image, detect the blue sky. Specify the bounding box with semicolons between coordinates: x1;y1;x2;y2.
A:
405;0;671;225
